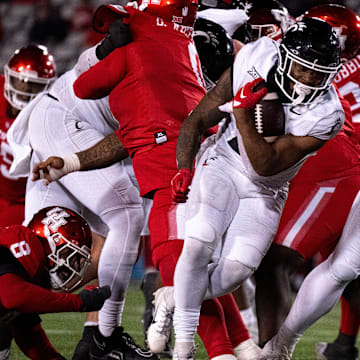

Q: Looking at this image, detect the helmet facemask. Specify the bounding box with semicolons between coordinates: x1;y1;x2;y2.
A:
249;23;281;41
46;231;91;292
4;65;55;110
275;43;342;105
274;19;342;106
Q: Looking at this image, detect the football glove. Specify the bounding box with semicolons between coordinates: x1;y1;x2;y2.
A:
171;168;193;203
78;286;111;312
96;18;132;60
232;78;268;110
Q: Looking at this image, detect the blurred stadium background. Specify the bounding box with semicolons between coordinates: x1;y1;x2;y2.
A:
0;0;358;77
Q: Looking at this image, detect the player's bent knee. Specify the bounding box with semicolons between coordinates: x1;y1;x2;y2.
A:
185;219;218;248
224;259;254;291
329;259;358;284
182;236;215;267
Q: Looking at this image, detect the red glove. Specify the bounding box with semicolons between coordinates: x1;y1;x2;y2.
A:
171;168;193;203
232;78;268;110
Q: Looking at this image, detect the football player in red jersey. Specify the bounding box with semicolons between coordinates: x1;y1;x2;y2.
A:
32;4;262;360
74;4;260;360
252;4;360;359
0;44;56;227
0;206;110;360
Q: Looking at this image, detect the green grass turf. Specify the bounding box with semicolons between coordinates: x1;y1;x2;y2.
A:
10;282;345;359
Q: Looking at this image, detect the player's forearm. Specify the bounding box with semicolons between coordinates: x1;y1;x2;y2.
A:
176;116;202;170
177;99;227;169
0;274;83;313
76;133;128;171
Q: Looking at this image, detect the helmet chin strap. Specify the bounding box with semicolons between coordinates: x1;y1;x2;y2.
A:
292;82;311;106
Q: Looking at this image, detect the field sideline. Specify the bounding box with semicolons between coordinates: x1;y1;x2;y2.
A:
10;282;346;359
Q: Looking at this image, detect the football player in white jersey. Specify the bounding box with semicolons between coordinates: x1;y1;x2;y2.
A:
258;192;360;359
7;23;158;360
250;4;360;360
167;18;344;360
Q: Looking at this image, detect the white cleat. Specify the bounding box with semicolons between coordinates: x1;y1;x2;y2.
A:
315;343;329;360
147;287;175;353
234;338;261;360
259;338;291;360
172;342;196;360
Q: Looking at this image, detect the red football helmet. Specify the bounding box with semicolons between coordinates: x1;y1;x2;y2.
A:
232;0;294;43
138;0;198;27
28;206;92;292
4;44;56;110
300;4;360;61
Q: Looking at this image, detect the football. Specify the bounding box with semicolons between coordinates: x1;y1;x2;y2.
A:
249;92;286;143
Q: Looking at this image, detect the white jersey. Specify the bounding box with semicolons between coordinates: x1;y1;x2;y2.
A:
50;69;118;135
217;37;345;188
196;8;248;36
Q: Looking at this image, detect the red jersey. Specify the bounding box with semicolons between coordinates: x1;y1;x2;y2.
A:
0;225;83;316
334;54;360;131
74;7;206;156
274;90;360;259
289;94;360;185
0;225;50;286
0;75;26;203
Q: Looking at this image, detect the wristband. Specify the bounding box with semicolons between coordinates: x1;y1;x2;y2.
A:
47;154;81;182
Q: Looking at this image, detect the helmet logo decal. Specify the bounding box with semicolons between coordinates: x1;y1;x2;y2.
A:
42;207;70;232
332;26;347;52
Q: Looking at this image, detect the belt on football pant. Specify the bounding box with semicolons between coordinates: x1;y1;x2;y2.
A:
228;137;240;154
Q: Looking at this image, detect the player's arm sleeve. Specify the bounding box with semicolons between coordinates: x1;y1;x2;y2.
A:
73;45;100;77
307;110;345;141
73;47;126;99
0;247;27;277
0;273;83;313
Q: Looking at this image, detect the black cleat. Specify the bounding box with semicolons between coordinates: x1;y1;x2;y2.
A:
89;326;160;360
112;327;159;360
316;342;359;360
72;326;97;360
89;327;114;360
